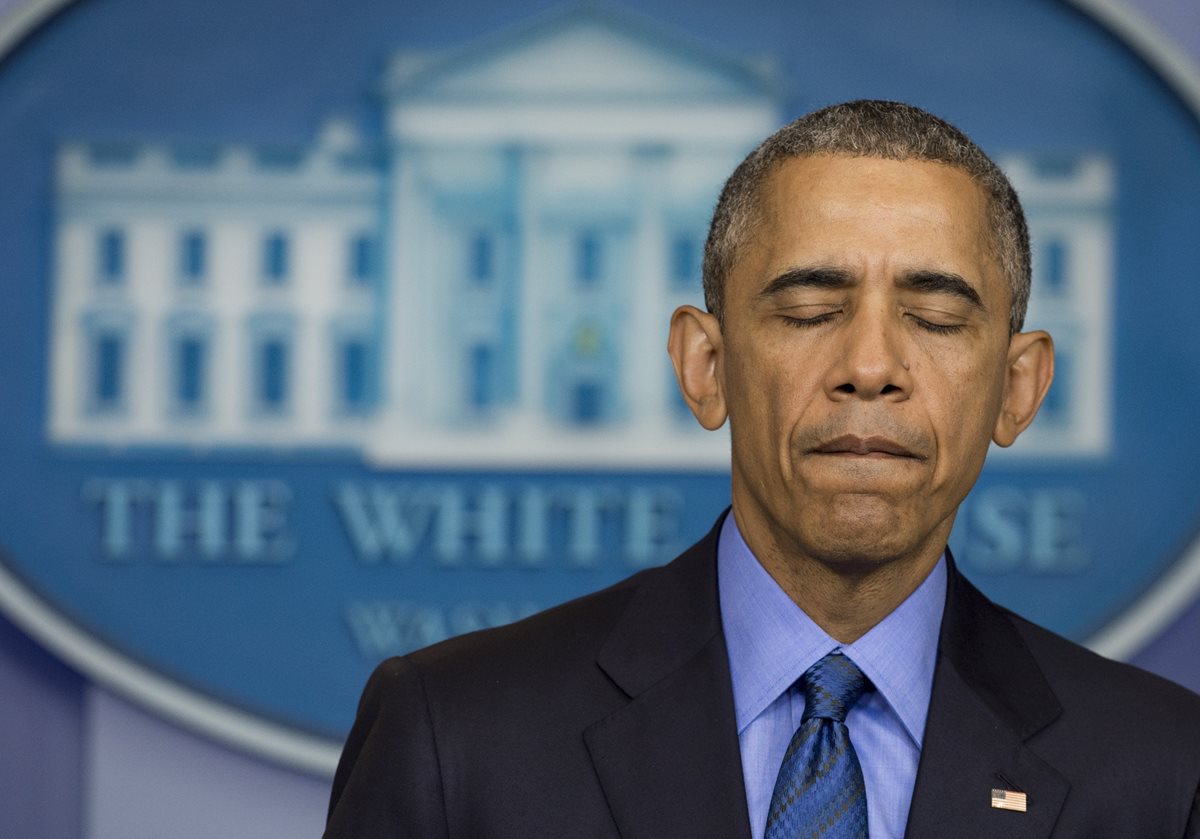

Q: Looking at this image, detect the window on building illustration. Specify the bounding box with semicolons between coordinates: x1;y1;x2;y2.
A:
340;338;371;412
88;142;138;167
573;322;602;359
469;344;494;410
175;334;208;411
257;337;289;412
256;146;304;170
172;146;221;169
670;232;698;290
576;230;602;285
1031;156;1079;179
93;332;125;410
180;230;207;284
262;232;289;284
337;149;380;172
1042;238;1068;295
349;234;375;285
572;380;603;424
470;232;494;285
98;229;125;284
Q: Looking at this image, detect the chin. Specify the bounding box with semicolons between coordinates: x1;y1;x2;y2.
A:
795;504;921;567
802;532;908;569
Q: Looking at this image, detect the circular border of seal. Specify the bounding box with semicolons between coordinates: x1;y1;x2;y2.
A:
0;0;1196;775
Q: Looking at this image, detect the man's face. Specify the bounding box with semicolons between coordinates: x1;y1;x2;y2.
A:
676;154;1050;574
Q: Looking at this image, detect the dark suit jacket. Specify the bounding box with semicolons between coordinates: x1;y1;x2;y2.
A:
325;517;1200;838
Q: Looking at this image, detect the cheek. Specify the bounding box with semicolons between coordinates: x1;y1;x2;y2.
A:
927;357;1008;465
724;342;816;456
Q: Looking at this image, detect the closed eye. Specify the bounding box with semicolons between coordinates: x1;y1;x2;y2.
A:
781;311;840;329
908;314;966;335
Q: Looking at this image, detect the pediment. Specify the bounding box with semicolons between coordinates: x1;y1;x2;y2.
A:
384;7;776;102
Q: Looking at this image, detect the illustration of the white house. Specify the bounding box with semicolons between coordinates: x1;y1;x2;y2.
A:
46;7;1113;466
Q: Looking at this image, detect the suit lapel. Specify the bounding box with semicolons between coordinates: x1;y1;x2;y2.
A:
584;522;752;839
905;559;1069;838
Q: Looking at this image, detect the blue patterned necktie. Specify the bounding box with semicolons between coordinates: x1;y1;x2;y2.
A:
764;652;874;839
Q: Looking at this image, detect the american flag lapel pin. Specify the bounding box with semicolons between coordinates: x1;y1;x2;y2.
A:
990;788;1028;813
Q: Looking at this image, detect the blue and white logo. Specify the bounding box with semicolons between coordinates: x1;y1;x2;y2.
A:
1;0;1198;772
47;11;777;468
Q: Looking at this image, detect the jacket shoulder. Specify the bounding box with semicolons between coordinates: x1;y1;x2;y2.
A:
1012;610;1200;713
1004;611;1200;835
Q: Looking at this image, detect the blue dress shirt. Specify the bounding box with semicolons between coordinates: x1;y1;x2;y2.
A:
717;513;947;839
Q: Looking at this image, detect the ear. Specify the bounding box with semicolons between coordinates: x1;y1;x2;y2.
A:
667;305;728;431
992;330;1054;447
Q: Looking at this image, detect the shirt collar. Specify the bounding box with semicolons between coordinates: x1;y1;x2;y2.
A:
717;511;946;747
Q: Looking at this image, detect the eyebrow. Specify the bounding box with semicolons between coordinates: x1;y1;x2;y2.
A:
757;267;855;299
757;266;985;310
897;270;985;310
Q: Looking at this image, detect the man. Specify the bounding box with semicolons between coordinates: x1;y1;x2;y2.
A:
325;101;1200;838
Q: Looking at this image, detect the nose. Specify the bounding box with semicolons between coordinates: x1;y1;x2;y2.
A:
824;304;913;401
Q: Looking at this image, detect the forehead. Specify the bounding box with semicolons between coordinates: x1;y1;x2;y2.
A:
743;154;999;292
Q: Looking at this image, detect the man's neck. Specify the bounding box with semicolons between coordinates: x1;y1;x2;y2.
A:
733;510;948;644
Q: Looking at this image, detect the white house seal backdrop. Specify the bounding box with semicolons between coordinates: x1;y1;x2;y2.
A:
0;0;1198;773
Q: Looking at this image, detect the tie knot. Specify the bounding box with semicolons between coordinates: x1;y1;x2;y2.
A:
800;652;872;723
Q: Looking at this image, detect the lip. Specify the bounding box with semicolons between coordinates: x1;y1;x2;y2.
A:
809;434;923;459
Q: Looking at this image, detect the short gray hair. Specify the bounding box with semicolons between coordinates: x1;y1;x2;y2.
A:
702;100;1031;334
